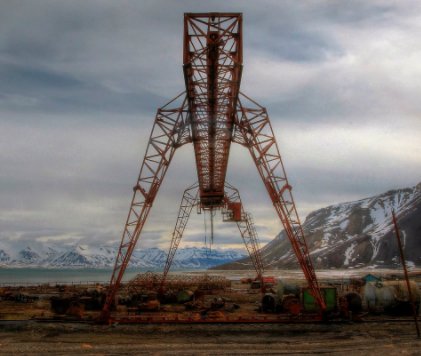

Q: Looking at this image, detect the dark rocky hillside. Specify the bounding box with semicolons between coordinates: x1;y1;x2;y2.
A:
217;182;421;270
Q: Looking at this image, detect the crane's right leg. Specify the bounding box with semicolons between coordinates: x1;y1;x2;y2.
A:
101;93;191;321
159;182;199;292
233;92;326;312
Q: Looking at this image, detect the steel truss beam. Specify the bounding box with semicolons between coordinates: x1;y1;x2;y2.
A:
233;92;326;311
101;93;191;319
183;13;242;204
160;182;200;292
103;13;325;321
159;182;264;291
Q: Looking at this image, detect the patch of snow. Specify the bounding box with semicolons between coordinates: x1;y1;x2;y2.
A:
406;261;415;270
310;246;329;255
401;230;406;248
370;239;380;260
320;233;332;248
339;220;348;231
344;242;357;266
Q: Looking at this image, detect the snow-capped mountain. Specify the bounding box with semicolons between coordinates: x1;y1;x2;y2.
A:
0;241;246;269
0;242;67;266
3;183;419;270
219;182;421;269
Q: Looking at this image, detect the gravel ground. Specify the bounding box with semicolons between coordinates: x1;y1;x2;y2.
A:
1;320;421;355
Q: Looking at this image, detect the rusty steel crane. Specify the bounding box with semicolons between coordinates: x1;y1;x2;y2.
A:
101;13;326;320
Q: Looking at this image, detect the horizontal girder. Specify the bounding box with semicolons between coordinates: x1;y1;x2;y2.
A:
183;13;242;207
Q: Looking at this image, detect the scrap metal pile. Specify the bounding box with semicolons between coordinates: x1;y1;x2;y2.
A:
126;272;231;294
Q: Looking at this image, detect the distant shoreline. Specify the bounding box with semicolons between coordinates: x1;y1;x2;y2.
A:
1;267;420;286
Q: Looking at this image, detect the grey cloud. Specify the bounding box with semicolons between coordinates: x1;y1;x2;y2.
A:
312;1;396;25
0;62;165;115
0;1;181;116
257;31;342;63
0;1;420;252
0;63;83;91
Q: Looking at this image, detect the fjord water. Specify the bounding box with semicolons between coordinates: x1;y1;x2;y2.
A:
0;268;148;285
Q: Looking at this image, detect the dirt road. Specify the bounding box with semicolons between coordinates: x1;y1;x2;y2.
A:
1;320;421;355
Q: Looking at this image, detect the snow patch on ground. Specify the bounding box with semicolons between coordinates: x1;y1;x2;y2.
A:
406;260;415;270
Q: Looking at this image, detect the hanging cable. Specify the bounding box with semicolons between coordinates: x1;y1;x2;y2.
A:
204;209;208;254
210;207;214;246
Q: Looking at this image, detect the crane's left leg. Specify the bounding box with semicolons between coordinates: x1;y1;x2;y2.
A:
101;93;191;321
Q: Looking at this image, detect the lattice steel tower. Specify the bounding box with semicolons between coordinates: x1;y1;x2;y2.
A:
101;13;325;319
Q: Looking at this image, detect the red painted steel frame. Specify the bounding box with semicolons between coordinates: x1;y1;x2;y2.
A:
223;182;265;280
159;182;200;292
102;13;325;320
101;94;191;319
234;92;326;310
184;13;242;206
159;182;264;292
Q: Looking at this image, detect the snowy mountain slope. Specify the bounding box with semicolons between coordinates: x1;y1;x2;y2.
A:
218;182;421;269
3;183;418;270
0;242;246;269
0;241;66;266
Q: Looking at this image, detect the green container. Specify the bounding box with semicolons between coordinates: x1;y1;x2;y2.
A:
177;290;193;303
302;287;337;312
323;287;337;312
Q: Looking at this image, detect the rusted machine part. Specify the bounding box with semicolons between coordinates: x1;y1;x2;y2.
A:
282;295;302;316
102;13;325;321
51;290;106;317
236;291;305;316
345;292;363;313
261;293;279;313
138;300;161;312
339;292;362;319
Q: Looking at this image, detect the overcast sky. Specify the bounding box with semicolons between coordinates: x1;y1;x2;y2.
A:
1;1;420;252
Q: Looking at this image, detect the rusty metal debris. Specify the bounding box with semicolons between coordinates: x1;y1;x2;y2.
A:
126;272;231;295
